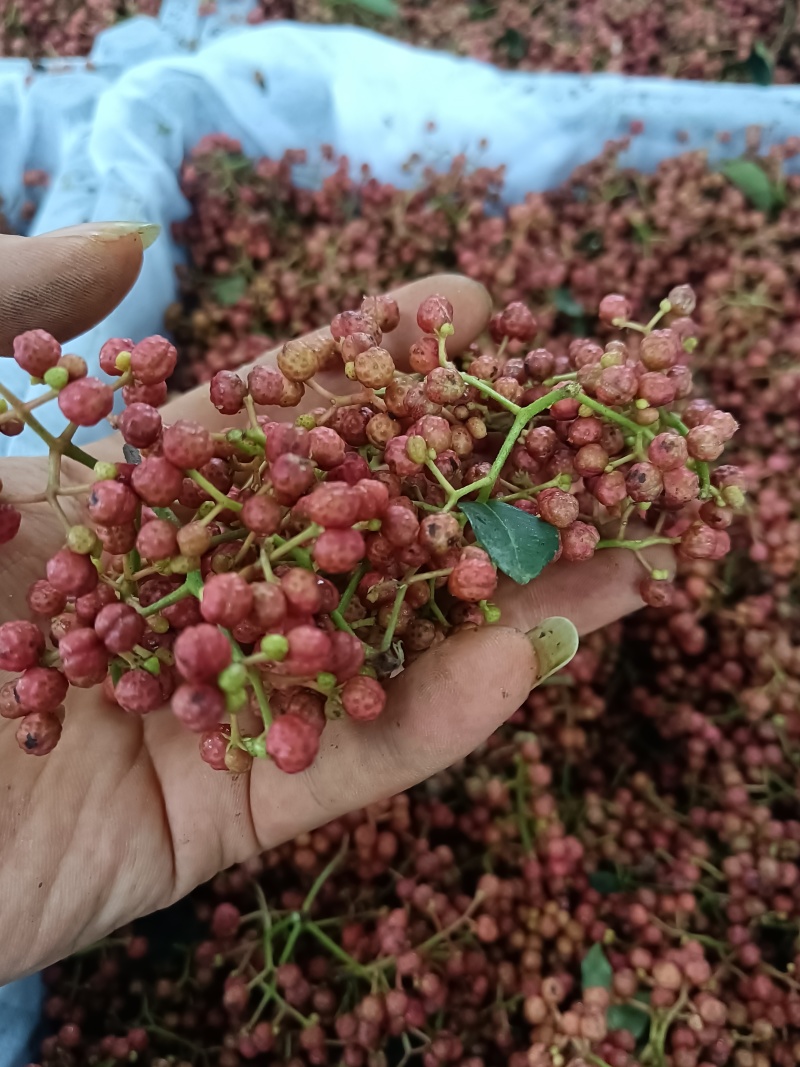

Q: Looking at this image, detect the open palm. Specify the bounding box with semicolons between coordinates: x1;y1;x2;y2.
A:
0;227;672;984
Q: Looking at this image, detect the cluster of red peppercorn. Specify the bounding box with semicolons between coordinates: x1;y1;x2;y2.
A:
0;283;739;776
6;0;798;81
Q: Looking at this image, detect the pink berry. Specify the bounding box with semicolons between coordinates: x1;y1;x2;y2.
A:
626;463;664;502
416;295;454;334
266;713;320;773
361;294;400;331
330;310;380;342
597;293;631;325
14;667;68;712
385;435;424;477
16;711;62;755
308;427;346;470
305;483;362;529
537;488;579;528
162;419;215;470
640;577;675;608
242;495;282;535
0;503;21;544
131;456;184;507
277;338;321;382
174;624;232;681
448;552;497;601
313;529;366;573
663;466;700;507
200;573;254;628
122;380;168;408
281;569;323;614
595;365;638;405
58;628;109;687
130;336;177;385
13;329;61;377
57;377;114;426
94;602;145;653
251;583;288;629
26;580;67;617
210;370;247;414
590;470;628;507
87;480;138;525
286;625;333;675
342;676;386;722
648;432;689;471
560;521;600;561
702;409;738;441
247;364;284;405
637;372;676;407
409;336;440;374
679;522;719;560
99;337;134;377
74;583;117;625
136;518;179;562
115;669;163;714
172;683;226;731
200;726;229;770
686;425;724;461
330;631;366;682
0;620;44;671
640;329;680;371
271;454;316;501
496;301;537;342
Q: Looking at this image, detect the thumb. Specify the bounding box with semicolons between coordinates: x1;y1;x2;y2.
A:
247;619;579;851
0;222;159;354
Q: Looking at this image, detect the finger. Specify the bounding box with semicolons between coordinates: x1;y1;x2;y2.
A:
494;536;676;637
152;274;492;432
0;222;159;354
145;622;571;896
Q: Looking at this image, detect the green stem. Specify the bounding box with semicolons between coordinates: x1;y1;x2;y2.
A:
138;579;193;617
474;386;571;505
542;371;578;385
428;581;450;629
270;524;321;562
303;838;349;914
425;457;459;500
188;469;243;511
380;584;408;652
338;563;364;615
248;668;272;731
596;536;679;551
576;392;653;439
407;568;452;584
305;921;372;977
460;373;521;415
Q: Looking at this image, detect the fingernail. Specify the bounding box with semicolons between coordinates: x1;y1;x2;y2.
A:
526;617;579;686
43;221;161;248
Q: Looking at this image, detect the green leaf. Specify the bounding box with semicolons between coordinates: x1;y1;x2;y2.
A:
459;500;559;585
589;870;621;895
608;1002;650;1041
497;27;527;62
581;943;612;990
720;159;778;213
744;41;774;85
552;287;585;318
211;274;248;307
342;0;399;16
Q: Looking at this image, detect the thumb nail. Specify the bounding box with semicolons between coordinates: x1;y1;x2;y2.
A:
526;617;579;686
39;221;161;249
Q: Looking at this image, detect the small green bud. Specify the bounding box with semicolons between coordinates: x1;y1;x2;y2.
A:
437;322;455;338
0;399;7;415
155;648;175;666
93;460;118;481
196;500;217;520
635;398;650;410
723;485;745;509
219;663;248;693
659;298;672;313
295;413;316;430
66;525;98;555
146;615;170;634
406;435;427;465
43;366;69;390
114;350;132;372
359;664;378;680
242;734;267;759
577;404;593;419
683;337;698;353
316;672;337;694
480;601;502;624
344;361;357;381
261;634;289;661
142;656;161;676
225;689;248;714
29;375;43;387
651;569;671;581
226;428;244;443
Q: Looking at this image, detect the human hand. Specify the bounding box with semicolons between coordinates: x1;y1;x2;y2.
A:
0;226;672;984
